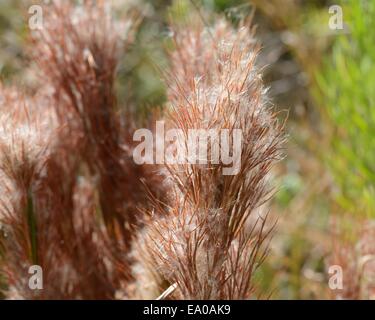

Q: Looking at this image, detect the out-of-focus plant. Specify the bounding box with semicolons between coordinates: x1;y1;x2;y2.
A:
248;0;334;299
313;0;375;299
315;0;375;217
0;0;27;81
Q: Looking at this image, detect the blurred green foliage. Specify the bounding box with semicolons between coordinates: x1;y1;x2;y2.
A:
0;0;27;81
316;0;375;217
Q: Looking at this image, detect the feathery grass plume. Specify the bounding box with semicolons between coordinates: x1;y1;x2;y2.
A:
30;0;164;269
0;85;128;299
0;86;103;299
0;86;66;299
135;16;285;299
37;139;125;299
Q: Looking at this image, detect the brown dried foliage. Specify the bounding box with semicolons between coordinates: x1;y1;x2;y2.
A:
31;0;163;250
135;18;284;299
0;2;284;300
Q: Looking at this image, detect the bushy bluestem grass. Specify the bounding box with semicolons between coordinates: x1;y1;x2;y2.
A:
0;1;284;299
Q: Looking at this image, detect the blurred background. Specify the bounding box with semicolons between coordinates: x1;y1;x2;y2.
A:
0;0;373;299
